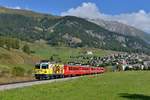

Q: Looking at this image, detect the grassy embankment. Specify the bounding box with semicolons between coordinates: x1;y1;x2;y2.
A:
0;71;150;100
0;47;40;83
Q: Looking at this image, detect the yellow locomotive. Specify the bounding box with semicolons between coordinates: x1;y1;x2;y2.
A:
34;61;64;79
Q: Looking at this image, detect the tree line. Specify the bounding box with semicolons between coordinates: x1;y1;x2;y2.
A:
0;36;30;54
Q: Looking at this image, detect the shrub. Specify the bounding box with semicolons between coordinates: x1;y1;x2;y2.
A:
22;44;31;54
11;67;25;76
26;69;33;76
0;68;10;77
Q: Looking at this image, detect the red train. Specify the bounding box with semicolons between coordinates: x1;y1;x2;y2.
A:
34;62;105;79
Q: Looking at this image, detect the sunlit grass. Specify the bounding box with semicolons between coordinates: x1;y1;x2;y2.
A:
0;71;150;100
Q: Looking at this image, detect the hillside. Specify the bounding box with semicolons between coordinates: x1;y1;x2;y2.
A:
88;18;150;43
0;41;112;83
0;46;41;83
50;16;150;51
0;7;150;54
0;6;56;18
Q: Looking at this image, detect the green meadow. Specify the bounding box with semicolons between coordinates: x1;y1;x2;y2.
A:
0;71;150;100
30;42;111;63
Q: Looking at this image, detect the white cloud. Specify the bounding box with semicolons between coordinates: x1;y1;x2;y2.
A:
13;6;21;9
6;6;30;10
61;2;150;33
61;2;101;19
6;6;22;10
104;10;150;33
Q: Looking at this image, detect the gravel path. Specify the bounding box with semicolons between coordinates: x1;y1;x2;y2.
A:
0;77;79;91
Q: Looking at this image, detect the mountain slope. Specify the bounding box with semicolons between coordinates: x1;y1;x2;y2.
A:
0;7;149;54
0;6;56;18
88;18;150;43
48;16;150;52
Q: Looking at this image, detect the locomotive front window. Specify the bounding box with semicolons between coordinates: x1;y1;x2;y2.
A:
41;64;48;69
35;64;40;69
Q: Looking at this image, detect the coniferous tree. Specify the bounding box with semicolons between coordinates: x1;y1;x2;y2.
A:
22;44;30;54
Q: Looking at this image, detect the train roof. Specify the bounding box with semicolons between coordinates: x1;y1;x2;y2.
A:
65;64;92;67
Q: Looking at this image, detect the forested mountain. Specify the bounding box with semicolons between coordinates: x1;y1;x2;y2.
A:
0;7;150;54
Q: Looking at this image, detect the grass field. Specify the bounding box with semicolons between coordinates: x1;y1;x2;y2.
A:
30;43;112;63
0;71;150;100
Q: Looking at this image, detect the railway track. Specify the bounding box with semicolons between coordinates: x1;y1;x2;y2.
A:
0;80;37;86
0;77;79;91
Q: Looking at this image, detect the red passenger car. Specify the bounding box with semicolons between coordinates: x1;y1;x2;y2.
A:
64;65;105;77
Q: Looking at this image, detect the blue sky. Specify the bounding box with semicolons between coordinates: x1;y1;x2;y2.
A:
0;0;150;15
